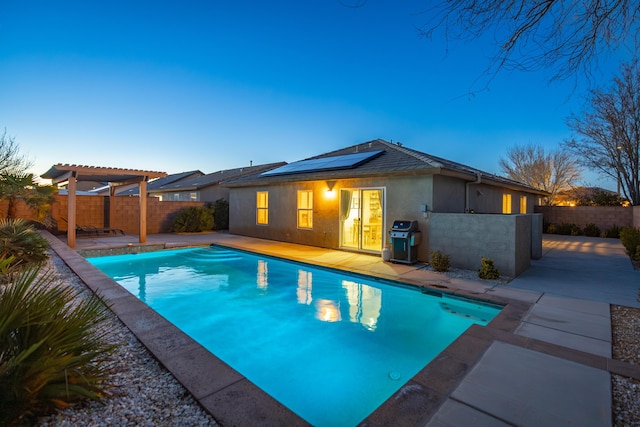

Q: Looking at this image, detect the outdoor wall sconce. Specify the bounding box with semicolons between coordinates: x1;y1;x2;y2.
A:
326;180;336;192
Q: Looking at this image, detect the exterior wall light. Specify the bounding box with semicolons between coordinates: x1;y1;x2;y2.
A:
324;180;337;199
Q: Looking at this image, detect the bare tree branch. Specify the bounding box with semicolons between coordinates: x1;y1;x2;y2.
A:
418;0;640;85
0;129;32;176
499;143;581;205
565;60;640;205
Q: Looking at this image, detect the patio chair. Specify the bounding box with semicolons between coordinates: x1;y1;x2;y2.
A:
61;218;125;237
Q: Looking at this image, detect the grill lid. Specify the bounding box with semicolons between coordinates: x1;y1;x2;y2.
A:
390;220;419;232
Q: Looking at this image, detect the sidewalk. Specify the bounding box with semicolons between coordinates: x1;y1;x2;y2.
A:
57;232;640;426
508;234;640;308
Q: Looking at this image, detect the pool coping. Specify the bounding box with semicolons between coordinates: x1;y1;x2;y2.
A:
43;232;634;426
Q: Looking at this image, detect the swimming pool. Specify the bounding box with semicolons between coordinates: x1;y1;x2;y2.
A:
88;246;501;426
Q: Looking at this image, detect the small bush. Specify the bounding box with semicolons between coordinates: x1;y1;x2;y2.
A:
0;218;49;268
554;223;581;236
171;206;215;232
0;266;117;425
430;250;450;272
583;223;601;237
545;223;556;234
207;198;229;230
478;257;500;280
604;225;622;239
620;227;640;261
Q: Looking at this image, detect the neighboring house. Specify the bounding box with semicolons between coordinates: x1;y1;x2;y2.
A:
554;186;628;207
118;170;204;198
223;139;548;264
132;163;286;202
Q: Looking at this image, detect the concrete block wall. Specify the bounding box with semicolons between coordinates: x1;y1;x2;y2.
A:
635;206;640;228
429;213;532;277
0;200;39;220
534;206;633;232
109;198;204;234
49;195;205;234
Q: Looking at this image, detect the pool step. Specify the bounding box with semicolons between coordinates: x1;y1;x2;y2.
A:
177;250;243;263
439;301;493;323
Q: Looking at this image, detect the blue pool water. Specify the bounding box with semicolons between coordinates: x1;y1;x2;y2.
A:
88;246;501;426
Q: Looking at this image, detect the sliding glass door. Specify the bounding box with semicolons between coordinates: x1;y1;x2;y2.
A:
340;188;384;252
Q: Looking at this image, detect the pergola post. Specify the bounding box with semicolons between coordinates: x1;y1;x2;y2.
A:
67;172;77;248
139;179;148;243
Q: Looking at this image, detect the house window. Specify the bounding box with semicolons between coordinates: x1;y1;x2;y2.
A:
502;194;512;214
256;191;269;225
520;196;527;214
297;190;313;229
190;192;199;201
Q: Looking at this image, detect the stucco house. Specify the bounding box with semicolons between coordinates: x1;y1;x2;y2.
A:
223;139;547;270
116;170;204;197
222;139;546;274
121;163;286;202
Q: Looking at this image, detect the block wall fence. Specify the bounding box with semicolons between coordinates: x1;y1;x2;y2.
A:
0;195;205;234
534;205;640;232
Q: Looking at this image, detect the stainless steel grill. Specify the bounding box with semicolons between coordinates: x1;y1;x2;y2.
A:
388;220;421;264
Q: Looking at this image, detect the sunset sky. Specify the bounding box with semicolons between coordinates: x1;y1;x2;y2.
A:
0;1;630;188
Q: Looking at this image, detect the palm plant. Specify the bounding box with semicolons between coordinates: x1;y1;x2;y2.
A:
0;172;55;222
0;218;49;268
24;183;56;225
0;266;117;425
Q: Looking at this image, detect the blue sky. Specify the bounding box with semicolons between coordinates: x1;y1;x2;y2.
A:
0;1;629;188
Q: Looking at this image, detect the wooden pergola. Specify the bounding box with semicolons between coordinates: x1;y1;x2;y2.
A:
41;164;167;248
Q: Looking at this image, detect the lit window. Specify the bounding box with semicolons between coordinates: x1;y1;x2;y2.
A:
502;194;512;214
256;191;269;225
297;190;313;229
520;196;527;214
190;192;199;201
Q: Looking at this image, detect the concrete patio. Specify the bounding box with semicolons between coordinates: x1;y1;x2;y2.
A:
47;231;640;426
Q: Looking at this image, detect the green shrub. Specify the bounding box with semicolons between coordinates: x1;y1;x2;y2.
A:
430;250;450;272
207;198;229;230
604;225;622;239
0;266;117;425
171;206;215;232
545;223;556;234
0;218;49;268
620;227;640;261
554;223;581;236
583;223;601;237
478;257;500;280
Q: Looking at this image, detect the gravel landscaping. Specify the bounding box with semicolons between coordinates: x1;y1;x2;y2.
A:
611;305;640;427
30;251;640;426
35;254;218;427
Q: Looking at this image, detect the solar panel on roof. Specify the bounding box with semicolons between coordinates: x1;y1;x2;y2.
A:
261;150;384;176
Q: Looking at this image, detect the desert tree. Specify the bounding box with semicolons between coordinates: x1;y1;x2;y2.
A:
0;129;31;175
499;143;581;205
418;0;639;84
0;130;54;221
565;60;640;205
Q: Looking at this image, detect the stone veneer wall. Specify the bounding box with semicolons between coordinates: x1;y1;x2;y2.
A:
429;213;533;277
534;205;633;232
